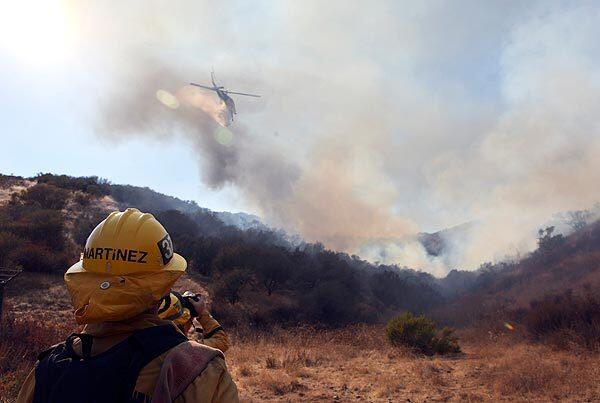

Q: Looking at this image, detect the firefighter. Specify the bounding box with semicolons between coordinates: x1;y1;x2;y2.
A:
17;208;238;402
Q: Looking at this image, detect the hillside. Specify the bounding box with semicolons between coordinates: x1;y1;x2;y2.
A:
432;221;600;327
3;172;599;328
0;173;443;327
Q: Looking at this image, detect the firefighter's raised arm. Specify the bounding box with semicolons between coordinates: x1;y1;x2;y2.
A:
189;294;231;353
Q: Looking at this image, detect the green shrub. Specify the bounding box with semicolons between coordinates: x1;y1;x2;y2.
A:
386;312;436;352
21;183;70;210
35;173;110;196
11;243;70;273
16;209;66;250
72;209;108;247
435;326;461;354
0;231;21;267
386;312;460;355
73;192;93;207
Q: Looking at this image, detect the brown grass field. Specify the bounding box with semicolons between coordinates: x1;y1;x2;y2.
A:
1;274;599;402
228;327;600;402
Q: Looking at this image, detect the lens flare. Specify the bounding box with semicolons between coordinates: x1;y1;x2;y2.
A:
155;90;180;109
214;127;234;146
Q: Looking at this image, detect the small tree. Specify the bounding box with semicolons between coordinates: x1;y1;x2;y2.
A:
257;250;291;296
215;268;251;304
537;226;564;252
259;263;289;295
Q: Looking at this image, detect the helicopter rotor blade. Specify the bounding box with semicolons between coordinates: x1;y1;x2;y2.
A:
223;90;261;98
189;83;218;91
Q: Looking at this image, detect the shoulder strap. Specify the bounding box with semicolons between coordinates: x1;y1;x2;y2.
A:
66;333;94;359
151;341;224;403
36;342;64;362
131;324;188;359
120;325;189;401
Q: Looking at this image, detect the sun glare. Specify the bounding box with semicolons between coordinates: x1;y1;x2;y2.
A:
0;0;71;66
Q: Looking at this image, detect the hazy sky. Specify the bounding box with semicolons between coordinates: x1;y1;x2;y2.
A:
1;0;599;273
0;0;242;212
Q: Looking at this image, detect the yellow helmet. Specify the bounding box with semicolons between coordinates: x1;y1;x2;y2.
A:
157;292;192;327
65;208;187;324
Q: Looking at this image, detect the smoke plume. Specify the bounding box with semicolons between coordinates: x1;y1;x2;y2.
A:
86;1;600;275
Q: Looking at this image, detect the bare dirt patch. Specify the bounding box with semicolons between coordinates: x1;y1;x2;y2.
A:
0;180;35;205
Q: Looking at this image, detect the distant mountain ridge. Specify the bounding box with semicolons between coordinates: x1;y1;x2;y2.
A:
110;183;269;232
418;222;475;257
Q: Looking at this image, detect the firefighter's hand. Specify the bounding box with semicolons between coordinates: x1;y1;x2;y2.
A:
182;320;193;335
188;294;208;316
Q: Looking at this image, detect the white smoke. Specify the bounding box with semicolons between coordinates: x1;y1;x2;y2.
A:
76;1;600;275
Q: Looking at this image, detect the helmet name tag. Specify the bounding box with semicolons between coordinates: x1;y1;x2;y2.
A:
83;247;148;263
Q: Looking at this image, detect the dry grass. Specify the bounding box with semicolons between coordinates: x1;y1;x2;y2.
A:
227;327;600;402
6;273;75;326
2;278;599;402
479;344;600;400
0;307;72;401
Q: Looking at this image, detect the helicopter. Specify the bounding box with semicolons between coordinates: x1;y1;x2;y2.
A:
190;71;260;125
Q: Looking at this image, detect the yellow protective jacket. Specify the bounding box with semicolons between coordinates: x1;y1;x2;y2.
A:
16;314;238;403
192;311;230;353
